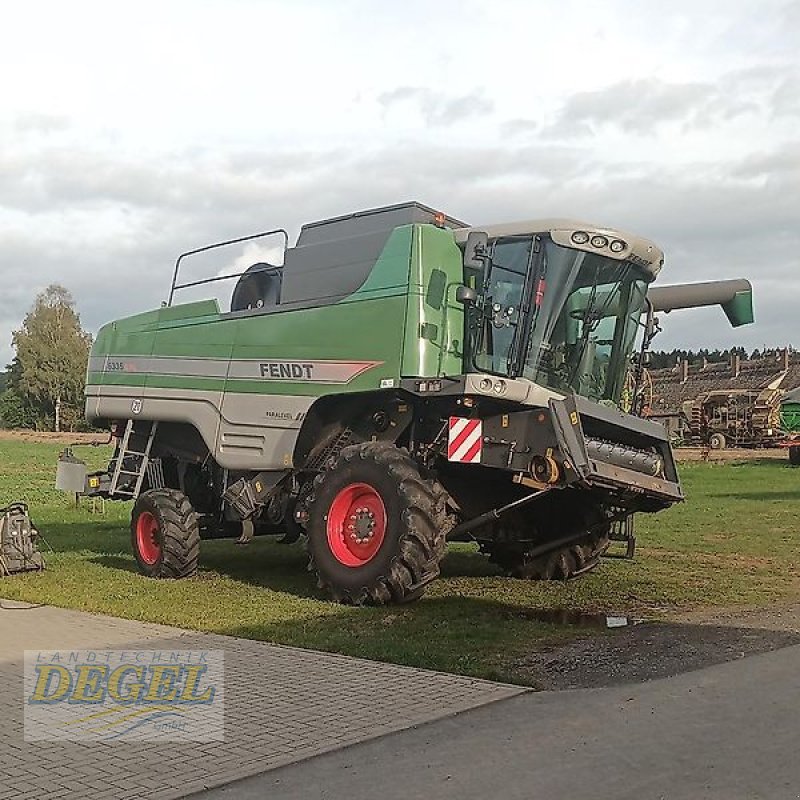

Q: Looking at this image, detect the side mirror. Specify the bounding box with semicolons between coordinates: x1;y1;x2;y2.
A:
455;285;478;305
463;231;489;270
645;314;661;341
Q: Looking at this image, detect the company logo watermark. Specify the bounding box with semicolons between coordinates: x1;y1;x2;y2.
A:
24;650;224;741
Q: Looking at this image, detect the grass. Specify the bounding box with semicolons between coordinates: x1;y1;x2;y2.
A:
1;438;798;685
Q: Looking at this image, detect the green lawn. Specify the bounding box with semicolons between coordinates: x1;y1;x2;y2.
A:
1;438;798;685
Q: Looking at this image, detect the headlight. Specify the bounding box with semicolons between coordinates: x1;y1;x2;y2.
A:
571;231;589;245
609;239;627;253
590;235;608;248
478;377;493;392
493;379;507;394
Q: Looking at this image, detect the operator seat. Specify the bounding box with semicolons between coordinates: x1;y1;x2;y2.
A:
230;263;282;312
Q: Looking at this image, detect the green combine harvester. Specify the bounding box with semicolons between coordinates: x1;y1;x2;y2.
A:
58;202;753;603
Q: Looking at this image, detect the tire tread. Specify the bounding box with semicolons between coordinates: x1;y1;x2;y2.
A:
307;441;450;605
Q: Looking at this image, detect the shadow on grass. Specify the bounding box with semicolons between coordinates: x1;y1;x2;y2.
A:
92;536;499;594
217;593;583;683
707;490;800;500
201;539;501;592
215;595;800;687
92;542;322;597
37;519;130;555
723;457;793;467
92;554;139;573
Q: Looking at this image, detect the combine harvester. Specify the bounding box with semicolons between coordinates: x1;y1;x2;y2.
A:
683;378;787;451
58;203;753;603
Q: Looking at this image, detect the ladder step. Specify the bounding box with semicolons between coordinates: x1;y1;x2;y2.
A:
109;420;158;499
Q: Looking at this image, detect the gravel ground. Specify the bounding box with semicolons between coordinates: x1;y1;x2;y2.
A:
512;603;800;690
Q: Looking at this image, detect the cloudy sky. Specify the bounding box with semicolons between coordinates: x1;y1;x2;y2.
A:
1;0;798;365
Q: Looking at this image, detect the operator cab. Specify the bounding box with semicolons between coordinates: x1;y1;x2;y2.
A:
455;221;663;406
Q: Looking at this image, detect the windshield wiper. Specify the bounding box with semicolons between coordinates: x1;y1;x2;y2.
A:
507;236;543;376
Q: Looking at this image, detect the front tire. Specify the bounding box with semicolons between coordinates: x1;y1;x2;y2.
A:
306;442;449;604
789;445;800;466
131;489;200;578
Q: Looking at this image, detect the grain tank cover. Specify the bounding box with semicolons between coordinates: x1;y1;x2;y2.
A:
295;202;468;246
280;201;467;307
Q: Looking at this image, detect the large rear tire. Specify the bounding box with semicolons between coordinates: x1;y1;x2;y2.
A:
131;489;200;578
789;446;800;466
487;530;611;581
306;441;449;604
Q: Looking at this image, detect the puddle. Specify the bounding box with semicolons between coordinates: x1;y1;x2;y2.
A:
517;608;644;628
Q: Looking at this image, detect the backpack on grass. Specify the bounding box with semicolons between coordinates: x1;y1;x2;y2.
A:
0;503;45;575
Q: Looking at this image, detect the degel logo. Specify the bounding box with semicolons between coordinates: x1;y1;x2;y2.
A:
24;650;224;742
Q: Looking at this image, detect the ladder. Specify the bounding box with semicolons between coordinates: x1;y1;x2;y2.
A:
690;402;703;444
109;420;159;499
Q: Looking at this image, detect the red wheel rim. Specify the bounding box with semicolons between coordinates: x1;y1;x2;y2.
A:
326;482;387;567
135;511;161;565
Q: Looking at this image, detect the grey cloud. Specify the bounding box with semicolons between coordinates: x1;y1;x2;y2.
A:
2;136;799;365
772;76;800;118
501;118;542;138
782;0;800;30
543;78;712;137
0;140;588;221
14;113;70;135
542;66;798;138
732;142;800;180
378;86;493;126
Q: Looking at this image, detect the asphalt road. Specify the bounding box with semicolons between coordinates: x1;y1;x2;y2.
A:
200;643;800;800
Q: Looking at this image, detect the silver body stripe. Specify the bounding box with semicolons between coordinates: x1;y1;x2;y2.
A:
87;356;383;384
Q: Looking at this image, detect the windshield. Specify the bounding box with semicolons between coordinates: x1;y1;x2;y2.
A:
470;236;650;404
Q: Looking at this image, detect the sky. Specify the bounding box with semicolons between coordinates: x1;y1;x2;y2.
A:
1;0;798;365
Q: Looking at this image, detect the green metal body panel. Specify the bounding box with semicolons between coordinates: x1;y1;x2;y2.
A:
402;224;466;378
87;226;465;396
87;225;466;403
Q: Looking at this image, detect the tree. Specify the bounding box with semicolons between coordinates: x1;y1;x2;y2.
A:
11;285;92;431
0;358;39;429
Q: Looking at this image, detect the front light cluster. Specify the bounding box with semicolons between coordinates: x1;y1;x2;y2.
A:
478;377;507;395
571;230;627;254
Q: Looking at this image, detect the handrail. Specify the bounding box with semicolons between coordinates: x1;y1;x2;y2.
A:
167;228;289;306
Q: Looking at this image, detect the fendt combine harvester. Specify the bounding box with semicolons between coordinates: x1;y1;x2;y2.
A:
60;203;753;603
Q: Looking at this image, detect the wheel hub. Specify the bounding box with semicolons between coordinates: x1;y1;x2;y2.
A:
135;510;161;565
326;483;387;567
348;508;377;543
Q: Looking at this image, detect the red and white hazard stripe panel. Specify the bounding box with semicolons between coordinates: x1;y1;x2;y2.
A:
447;417;483;464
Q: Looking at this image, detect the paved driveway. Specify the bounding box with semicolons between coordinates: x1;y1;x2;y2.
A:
1;600;522;799
202;642;800;800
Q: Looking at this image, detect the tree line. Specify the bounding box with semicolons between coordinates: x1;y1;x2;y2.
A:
0;285;92;431
647;347;793;371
